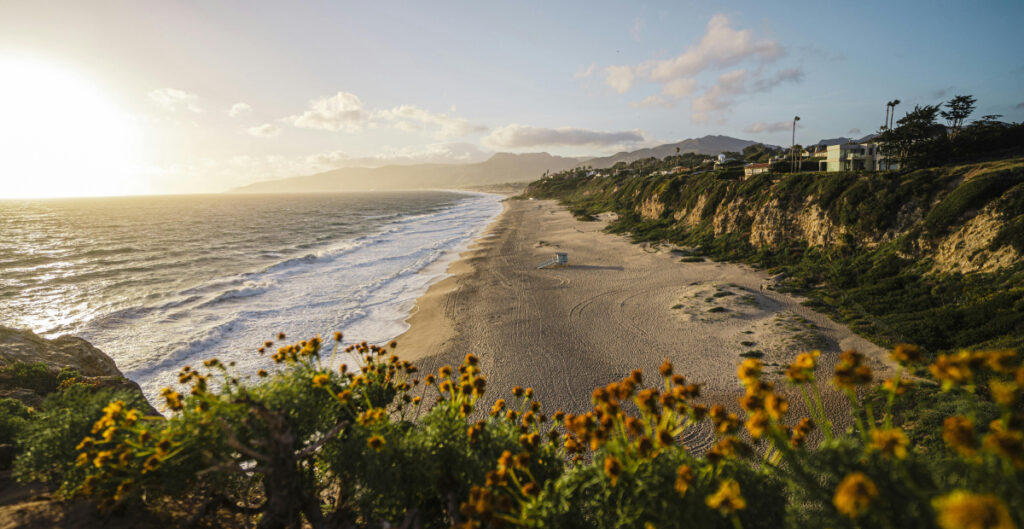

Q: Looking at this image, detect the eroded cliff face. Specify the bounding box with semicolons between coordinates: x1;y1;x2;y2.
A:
632;187;1020;274
639;194;665;220
931;206;1021;274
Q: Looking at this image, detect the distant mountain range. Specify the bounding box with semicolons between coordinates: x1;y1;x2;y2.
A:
810;134;878;147
578;135;771;169
232;152;582;194
231;135;773;193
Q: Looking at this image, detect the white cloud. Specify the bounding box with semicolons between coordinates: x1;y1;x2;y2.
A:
148;88;203;113
631;95;670;108
483;124;645;149
574;63;596;79
661;78;697;99
282;91;485;139
691;69;749;121
601;13;796;112
691;68;802;122
637;14;783;83
745;121;794;133
306;142;490;169
288;91;366;132
247;123;281;138
604;65;636;94
373;104;488;140
228;102;252;117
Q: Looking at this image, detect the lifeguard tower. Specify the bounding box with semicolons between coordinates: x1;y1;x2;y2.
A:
537;252;568;269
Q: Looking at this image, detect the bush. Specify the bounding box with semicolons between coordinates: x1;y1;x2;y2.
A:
0;397;32;469
13;383;149;487
19;331;1021;529
1;361;58;394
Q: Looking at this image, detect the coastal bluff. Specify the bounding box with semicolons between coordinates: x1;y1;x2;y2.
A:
0;326;149;410
0;326;122;378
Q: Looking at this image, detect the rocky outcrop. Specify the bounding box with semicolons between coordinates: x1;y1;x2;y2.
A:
748;200;850;248
0;326;152;412
638;194;665;219
0;326;122;377
931;206;1021;274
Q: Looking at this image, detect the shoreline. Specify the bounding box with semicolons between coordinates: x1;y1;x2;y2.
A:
395;199;509;362
396;199;893;450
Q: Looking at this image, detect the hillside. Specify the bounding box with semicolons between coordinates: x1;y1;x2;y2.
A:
231;152;581;193
525;156;1024;354
578;135;769;169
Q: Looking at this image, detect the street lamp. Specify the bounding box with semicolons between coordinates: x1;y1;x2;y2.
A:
791;116;800;173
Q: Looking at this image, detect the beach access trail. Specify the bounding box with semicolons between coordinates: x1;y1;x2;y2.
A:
398;199;890;451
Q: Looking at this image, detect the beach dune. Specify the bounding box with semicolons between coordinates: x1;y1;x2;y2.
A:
398;199;891;450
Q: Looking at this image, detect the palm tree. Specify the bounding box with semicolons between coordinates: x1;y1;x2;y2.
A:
884;101;892;130
889;99;901;129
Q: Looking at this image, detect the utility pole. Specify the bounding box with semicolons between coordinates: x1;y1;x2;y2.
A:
791;116;800;173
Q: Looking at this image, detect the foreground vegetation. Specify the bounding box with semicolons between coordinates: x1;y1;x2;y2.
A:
2;332;1022;528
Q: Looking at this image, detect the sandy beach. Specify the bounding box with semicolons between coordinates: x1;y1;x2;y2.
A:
398;199;892;450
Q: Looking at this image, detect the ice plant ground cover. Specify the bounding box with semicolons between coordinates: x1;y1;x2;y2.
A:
9;333;1024;529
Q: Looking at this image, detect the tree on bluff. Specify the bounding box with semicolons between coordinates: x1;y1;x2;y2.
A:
877;104;943;168
940;94;976;136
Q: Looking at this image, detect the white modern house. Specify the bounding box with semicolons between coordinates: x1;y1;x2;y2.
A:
820;143;899;172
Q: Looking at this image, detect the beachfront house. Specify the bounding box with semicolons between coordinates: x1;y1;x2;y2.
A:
743;162;772;178
820;143;899;172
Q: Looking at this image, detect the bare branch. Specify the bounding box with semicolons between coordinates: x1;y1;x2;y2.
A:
296;420;349;460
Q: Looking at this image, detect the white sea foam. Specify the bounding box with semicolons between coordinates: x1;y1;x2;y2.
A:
99;192;504;401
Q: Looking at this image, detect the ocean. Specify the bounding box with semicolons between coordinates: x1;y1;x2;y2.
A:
0;191;502;399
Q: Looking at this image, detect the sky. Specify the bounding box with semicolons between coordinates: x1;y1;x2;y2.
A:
1;0;1022;197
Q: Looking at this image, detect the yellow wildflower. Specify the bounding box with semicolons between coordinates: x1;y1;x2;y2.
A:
833;350;872;390
868;428;910;459
603;456;623;486
988;380;1020;407
930;352;974;390
155;438;172;457
942;416;976;457
674;465;693;497
367;435;386;452
982;427;1024;469
764;393;788;420
705;479;746;513
113;479;133;502
312;373;329;387
932;490;1017;529
142;455;161;473
982;350;1018;373
890;344;923;365
737;358;762;387
93;450;114;468
745;410;770;438
833;472;877;518
785;351;819;383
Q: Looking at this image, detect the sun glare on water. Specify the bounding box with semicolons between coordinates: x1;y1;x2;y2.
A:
0;57;144;199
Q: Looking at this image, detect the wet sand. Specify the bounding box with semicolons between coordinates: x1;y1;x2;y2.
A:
397;199;891;450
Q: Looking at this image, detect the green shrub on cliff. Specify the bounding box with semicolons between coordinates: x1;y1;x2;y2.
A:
13;383;149;487
17;332;1023;529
